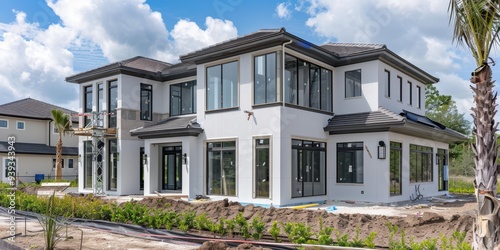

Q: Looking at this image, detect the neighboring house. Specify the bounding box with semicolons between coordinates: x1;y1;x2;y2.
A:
0;98;79;184
66;28;467;205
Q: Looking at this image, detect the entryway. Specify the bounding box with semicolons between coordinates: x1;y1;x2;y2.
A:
162;146;182;190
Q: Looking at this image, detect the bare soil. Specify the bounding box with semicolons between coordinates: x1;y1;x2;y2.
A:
1;189;477;249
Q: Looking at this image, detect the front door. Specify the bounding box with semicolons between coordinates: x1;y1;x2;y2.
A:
162;146;182;190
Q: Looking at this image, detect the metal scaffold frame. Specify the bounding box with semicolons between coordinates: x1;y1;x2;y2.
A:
72;111;116;195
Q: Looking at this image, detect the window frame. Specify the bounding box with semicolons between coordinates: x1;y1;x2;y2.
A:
108;80;118;128
384;70;391;98
291;139;327;198
206;61;239;111
83;141;93;189
409;144;433;183
170;80;197;116
16;121;25;130
336;142;364;184
417;85;421;109
0;119;7;129
84;85;93;127
206;140;238;196
390;142;402;196
108;139;118;191
345;69;362;98
254;52;278;105
140;83;153;121
52;158;64;169
68;159;74;169
254;137;271;199
408;81;413;106
397;76;403;102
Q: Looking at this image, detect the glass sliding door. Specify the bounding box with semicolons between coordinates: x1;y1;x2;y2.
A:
390;142;402;195
207;141;236;196
255;139;270;198
108;139;118;191
162;146;182;190
291;139;326;198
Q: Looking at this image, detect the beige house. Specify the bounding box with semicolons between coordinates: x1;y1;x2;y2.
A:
0;98;79;184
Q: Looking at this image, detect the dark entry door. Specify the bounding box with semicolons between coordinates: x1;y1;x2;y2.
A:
162;146;182;190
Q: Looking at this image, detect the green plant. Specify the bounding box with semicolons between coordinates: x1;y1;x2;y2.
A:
349;226;364;247
234;212;250;239
316;217;333;246
364;231;377;248
225;218;235;237
164;211;178;230
283;222;312;245
386;222;410;250
178;211;196;233
194;213;209;231
250;216;266;240
215;218;226;236
269;221;281;243
335;230;349;247
37;193;67;250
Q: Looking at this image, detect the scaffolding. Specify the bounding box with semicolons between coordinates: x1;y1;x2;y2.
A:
72;111;116;195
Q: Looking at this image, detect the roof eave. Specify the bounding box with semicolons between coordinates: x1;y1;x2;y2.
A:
66;66;162;84
130;128;203;139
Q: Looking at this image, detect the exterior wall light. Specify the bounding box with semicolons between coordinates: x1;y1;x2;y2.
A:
378;141;386;159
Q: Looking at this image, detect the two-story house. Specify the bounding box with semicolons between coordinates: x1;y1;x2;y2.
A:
0;98;79;184
66;28;466;205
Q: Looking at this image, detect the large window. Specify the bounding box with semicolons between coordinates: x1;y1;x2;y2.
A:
284;54;332;111
108;80;118;127
108;139;118;190
97;83;104;127
345;69;362;98
170;81;196;116
397;76;403;102
206;61;238;110
291;139;326;198
140;84;152;120
0;120;7;128
84;85;92;127
207;141;236;196
254;53;277;105
410;144;433;183
254;138;270;198
384;70;391;97
84;141;93;189
390;142;402;196
337;142;363;184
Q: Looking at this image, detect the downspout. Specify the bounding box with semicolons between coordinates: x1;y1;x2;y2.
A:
282;40;292;106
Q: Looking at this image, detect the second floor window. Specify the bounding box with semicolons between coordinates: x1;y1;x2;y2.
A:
84;85;92;126
397;76;403;102
170;81;197;116
140;84;152;120
206;61;238;111
345;69;362;98
108;80;118;127
408;81;413;105
254;53;277;104
384;70;390;97
417;85;421;109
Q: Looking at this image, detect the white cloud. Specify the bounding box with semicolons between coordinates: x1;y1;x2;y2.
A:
170;17;238;56
434;72;474;118
276;2;292;20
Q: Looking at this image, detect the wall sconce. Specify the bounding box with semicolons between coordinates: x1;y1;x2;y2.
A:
143;154;148;165
377;141;386;159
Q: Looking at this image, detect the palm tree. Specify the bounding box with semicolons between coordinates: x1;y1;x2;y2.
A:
449;0;500;248
51;109;71;180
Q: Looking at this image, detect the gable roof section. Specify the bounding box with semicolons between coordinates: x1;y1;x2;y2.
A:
130;115;203;139
0;141;78;155
66;56;172;84
0;98;78;122
320;43;386;57
324;107;468;143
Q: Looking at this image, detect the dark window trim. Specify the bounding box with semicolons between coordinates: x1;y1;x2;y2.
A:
205;60;239;111
385;70;391;98
204;106;239;114
140;83;153;121
97;83;104;112
390;142;402;196
170;80;197;117
417;85;421;109
108;79;118;128
345;69;362;98
252;102;283;109
409;144;433;183
336;142;364;184
206;140;237;197
397;76;403;102
284;103;334;116
253;52;278;105
84;85;93;127
408;81;413;105
291;139;327;198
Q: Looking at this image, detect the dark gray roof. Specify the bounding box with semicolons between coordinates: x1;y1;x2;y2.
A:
66;56;172;84
324;107;468;143
161;61;196;81
130;115;203;139
320;43;386;57
0;141;78;156
0;98;78;122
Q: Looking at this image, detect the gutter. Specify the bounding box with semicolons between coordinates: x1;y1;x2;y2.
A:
282;40;293;106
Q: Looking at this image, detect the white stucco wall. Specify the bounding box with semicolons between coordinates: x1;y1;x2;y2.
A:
1;154;77;184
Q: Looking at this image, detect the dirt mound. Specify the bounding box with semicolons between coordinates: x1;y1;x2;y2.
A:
136;197;474;247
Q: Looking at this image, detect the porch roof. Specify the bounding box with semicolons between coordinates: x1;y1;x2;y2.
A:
0;141;78;156
323;107;468;143
129;115;203;139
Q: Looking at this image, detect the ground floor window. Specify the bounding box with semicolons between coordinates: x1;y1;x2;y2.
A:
207;141;236;196
255;138;270;198
291;139;326;198
437;148;448;191
390;142;402;195
84;141;93;189
410;144;433;183
108;139;118;191
337;142;363;184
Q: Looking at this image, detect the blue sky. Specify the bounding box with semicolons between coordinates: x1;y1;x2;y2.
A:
0;0;495;122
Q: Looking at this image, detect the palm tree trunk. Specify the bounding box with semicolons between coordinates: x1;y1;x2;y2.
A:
470;64;500;249
56;137;63;180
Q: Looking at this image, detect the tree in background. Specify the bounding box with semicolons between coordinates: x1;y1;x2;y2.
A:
449;0;500;248
51;110;71;180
